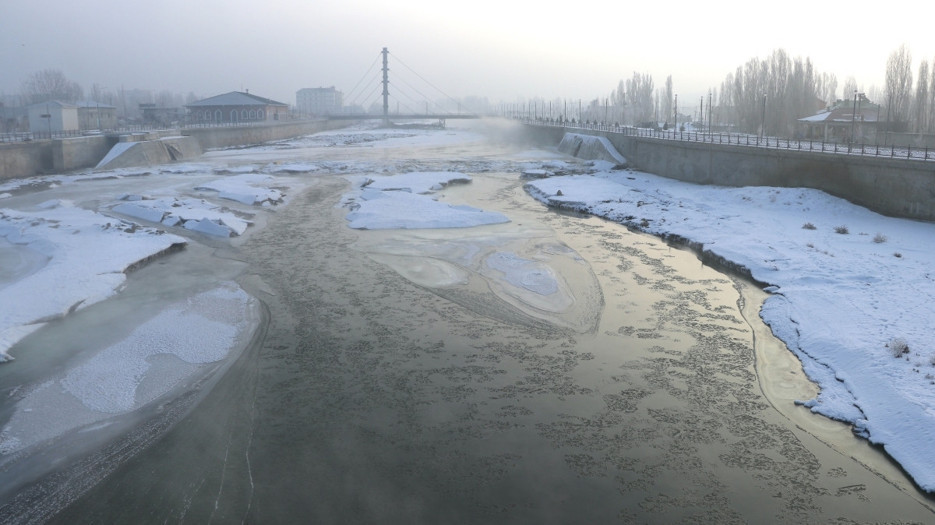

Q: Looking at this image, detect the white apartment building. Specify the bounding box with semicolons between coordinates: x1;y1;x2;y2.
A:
296;87;343;117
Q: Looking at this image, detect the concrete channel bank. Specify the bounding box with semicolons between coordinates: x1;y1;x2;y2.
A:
524;124;935;222
0;120;352;179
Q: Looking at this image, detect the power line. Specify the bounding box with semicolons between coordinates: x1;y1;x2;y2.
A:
389;51;467;113
345;51;382;104
344;47;479;116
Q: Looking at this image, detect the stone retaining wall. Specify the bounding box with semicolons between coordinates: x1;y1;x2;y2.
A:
0;120;357;179
0;142;52;180
525;124;935;222
182;120;350;150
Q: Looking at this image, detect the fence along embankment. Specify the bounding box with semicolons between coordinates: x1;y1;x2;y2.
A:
0;120;354;179
524;124;935;222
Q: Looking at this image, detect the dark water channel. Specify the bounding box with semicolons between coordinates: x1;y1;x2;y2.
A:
27;132;935;523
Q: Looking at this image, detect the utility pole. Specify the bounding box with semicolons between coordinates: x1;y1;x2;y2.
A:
674;94;678;132
760;93;767;140
708;91;713;133
382;47;390;126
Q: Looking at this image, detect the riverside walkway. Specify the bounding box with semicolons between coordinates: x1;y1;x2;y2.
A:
518;117;935;162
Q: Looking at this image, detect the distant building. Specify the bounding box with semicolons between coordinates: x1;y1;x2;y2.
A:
798;95;883;143
296;87;343;117
0;103;27;133
185;91;289;124
26;101;79;134
139;103;184;127
75;101;118;130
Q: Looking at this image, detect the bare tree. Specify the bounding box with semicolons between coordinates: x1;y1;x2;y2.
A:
739;57;767;134
930;58;935;133
88;83;117;106
913;60;930;132
884;44;913;131
20;69;84;105
625;72;654;126
718;72;736;129
712;49;826;136
842;76;859;101
817;72;838;107
663;75;673;126
610;79;626;124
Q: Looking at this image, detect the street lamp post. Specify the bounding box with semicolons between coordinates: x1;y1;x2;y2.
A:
674;94;678;132
44;103;52;138
760;93;767;140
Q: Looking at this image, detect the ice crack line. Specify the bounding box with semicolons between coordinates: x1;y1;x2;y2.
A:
209;432;233;523
240;395;258;524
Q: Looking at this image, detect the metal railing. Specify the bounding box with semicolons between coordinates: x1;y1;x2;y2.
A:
520;118;935;162
0;129;95;143
0;117;325;144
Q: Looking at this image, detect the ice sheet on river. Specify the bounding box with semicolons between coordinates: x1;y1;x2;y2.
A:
341;171;601;332
0;201;186;360
0;283;259;456
342;172;509;230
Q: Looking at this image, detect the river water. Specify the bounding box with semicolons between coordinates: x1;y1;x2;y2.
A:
6;121;934;523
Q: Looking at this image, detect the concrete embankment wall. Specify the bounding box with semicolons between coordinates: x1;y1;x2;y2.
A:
2;135;117;180
53;135;118;172
1;142;53;180
557;133;627;164
1;120;355;179
96;135;203;170
182;120;350;150
526;124;935;222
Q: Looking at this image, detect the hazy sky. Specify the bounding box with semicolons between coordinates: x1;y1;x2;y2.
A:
2;0;932;110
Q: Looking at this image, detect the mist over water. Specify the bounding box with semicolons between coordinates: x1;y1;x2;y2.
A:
2;121;933;523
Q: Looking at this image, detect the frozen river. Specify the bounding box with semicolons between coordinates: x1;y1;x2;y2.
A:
2;121;934;523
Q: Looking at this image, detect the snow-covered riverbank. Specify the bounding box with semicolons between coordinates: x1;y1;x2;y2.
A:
523;151;935;492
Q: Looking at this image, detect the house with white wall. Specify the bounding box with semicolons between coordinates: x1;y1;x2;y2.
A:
27;101;79;135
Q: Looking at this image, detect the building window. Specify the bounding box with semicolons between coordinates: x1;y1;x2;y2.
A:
215;110;222;122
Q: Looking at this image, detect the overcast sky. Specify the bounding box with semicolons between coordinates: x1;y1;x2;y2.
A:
2;0;931;110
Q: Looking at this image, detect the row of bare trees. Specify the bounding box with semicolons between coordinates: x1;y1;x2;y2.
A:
715;49;839;136
7;69;200;121
18;69;85;105
885;44;935;133
586;45;935;138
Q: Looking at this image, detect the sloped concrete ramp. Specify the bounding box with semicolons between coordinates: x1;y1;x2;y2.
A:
558;132;627;165
96;136;202;170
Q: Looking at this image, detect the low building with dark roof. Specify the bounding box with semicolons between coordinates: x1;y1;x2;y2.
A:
185;91;289;124
798;95;883;143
